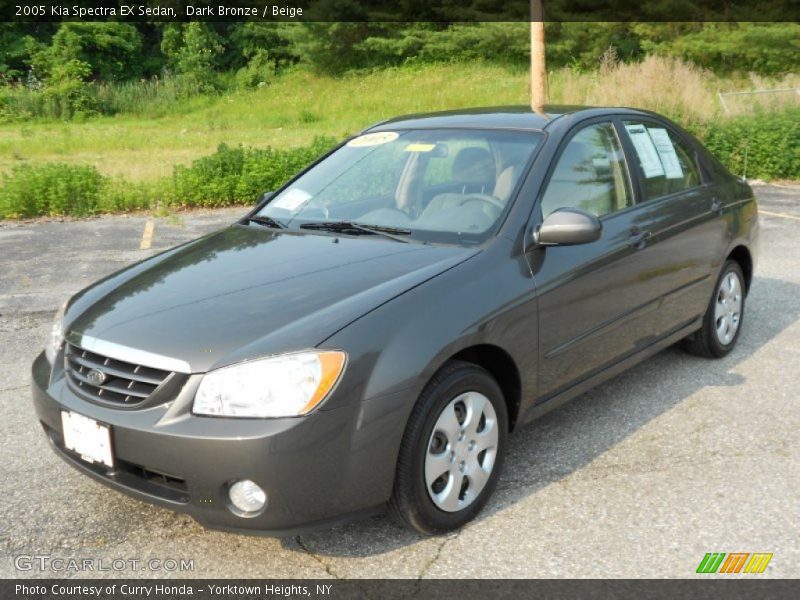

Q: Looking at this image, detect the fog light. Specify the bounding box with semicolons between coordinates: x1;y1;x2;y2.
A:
228;480;266;515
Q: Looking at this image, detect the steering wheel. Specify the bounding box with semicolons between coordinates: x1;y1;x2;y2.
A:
459;193;505;211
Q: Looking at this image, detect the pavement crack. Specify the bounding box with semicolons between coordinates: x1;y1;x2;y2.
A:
417;531;460;580
0;385;27;394
294;536;342;579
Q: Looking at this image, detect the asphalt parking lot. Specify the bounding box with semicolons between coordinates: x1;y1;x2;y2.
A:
1;184;798;579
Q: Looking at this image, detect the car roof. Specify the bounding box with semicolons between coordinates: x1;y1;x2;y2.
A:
364;105;655;133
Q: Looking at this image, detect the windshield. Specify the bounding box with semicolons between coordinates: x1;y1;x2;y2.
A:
256;128;543;244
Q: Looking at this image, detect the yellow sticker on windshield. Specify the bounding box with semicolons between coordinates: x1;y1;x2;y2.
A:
404;143;437;152
346;132;399;147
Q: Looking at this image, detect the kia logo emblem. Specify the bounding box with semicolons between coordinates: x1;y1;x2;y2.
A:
86;369;107;386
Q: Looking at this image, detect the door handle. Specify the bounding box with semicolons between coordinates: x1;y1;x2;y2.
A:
711;197;723;215
628;228;651;249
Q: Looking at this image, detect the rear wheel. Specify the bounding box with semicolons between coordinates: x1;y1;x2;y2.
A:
389;361;508;534
683;260;746;358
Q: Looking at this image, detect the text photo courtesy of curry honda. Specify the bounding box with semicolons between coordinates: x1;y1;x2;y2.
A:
2;2;798;590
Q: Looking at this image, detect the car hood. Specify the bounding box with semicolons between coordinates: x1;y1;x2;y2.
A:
67;226;477;372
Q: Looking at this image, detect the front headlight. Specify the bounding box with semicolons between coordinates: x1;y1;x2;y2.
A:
45;301;67;364
193;351;346;418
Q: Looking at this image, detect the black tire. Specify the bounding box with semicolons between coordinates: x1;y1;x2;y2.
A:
683;259;746;358
389;360;508;534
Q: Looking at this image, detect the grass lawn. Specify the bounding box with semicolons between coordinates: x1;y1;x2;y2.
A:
2;59;796;185
0;64;530;181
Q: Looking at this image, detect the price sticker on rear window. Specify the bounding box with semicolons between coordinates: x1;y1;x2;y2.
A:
625;123;665;178
346;132;399;147
648;127;684;180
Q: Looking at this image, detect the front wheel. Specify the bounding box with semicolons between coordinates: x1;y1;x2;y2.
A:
683;260;746;358
389;361;508;534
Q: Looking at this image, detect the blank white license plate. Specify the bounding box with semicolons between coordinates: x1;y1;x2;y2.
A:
61;411;114;468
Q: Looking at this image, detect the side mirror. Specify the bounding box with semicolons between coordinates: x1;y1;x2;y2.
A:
535;208;602;246
258;191;274;204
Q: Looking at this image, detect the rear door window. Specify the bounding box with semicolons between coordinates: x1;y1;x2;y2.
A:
622;120;701;200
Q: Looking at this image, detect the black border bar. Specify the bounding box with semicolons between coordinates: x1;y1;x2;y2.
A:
2;0;800;22
6;579;800;600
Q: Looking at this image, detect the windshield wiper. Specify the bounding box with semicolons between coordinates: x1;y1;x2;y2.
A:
300;221;411;243
246;215;286;229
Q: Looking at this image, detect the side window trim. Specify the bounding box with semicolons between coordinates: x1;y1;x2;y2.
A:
611;117;646;205
616;116;704;203
607;119;637;216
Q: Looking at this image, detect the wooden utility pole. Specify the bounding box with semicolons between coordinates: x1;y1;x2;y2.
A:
530;0;547;114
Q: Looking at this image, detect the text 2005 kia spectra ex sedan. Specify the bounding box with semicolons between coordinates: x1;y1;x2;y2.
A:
32;106;758;535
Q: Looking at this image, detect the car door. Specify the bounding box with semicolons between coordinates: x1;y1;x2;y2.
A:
527;119;664;400
618;118;725;340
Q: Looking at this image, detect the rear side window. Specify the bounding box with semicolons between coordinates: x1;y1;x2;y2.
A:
622;121;701;200
540;122;633;219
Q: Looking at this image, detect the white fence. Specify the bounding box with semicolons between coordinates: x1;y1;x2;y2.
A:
717;87;800;114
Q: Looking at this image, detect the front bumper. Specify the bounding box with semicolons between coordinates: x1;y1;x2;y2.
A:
31;352;408;535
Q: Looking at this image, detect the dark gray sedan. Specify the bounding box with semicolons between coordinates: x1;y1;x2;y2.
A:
32;106;758;535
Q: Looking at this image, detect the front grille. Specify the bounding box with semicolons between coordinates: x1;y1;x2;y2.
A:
65;343;172;407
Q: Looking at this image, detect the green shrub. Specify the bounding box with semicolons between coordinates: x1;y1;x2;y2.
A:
693;109;800;180
234;50;276;90
0;137;336;218
40;59;99;119
0;67;102;122
649;23;800;77
170;137;336;207
30;22;144;84
161;23;224;95
0;163;105;218
96;178;160;213
413;23;529;66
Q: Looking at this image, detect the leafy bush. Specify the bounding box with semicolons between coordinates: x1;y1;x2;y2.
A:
30;22;144;83
287;22;530;74
648;23;800;77
0;60;100;121
0;163;104;218
161;23;224;95
695;109;800;180
413;23;529;66
171;137;336;207
95;178;159;214
40;58;99;119
0;137;336;218
234;50;276;90
12;22;145;119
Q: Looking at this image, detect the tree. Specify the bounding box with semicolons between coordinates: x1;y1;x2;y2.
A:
287;0;373;75
0;23;57;81
161;23;224;93
32;23;143;83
